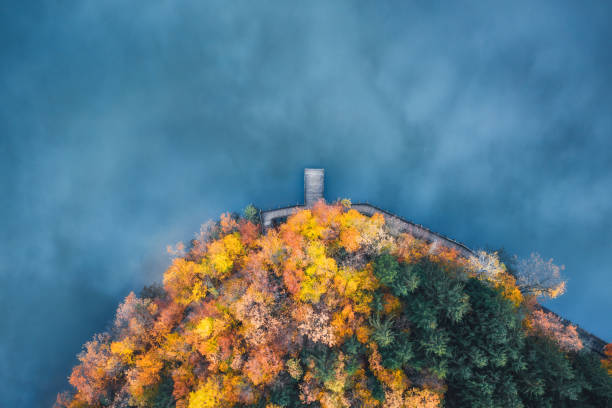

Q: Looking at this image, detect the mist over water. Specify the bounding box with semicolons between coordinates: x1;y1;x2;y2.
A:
2;1;612;405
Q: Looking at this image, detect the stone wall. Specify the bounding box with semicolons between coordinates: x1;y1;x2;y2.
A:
261;205;305;229
351;203;473;259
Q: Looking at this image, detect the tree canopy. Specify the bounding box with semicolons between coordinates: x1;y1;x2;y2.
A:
57;201;612;408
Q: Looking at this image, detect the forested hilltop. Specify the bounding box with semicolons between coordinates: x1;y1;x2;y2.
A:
57;201;612;408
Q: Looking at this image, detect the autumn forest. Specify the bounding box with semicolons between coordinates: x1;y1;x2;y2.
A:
57;201;612;407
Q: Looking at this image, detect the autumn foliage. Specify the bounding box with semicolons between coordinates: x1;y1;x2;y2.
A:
58;201;612;408
528;309;583;352
604;344;612;377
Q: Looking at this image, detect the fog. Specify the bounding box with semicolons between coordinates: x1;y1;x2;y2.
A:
1;1;611;405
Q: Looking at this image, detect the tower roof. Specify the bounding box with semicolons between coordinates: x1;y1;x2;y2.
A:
304;168;324;207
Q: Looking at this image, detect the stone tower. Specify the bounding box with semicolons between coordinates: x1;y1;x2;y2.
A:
304;168;324;207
